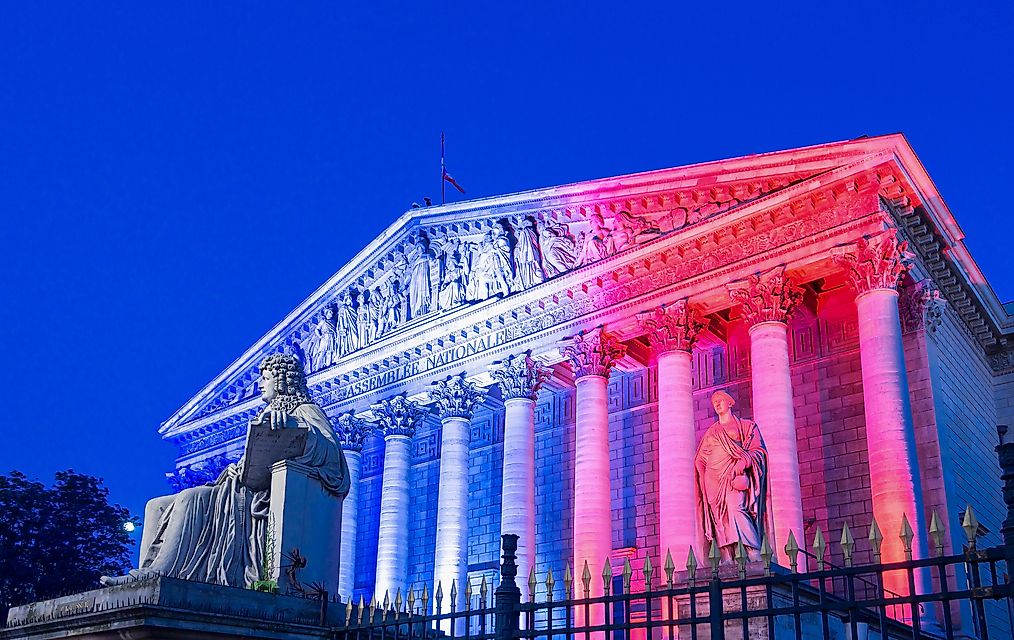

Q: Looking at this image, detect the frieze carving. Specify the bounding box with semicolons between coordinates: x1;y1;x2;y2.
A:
189;179;884;427
335;412;372;452
832;228;913;295
491;350;552;401
637;299;707;354
429;372;487;420
562;326;627;379
294;173;817;376
727;266;805;326
370;393;424;438
899;279;943;335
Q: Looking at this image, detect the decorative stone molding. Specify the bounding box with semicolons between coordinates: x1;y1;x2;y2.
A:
637;299;707;355
370;393;424;438
562;326;627;379
429;372;487;420
727;266;804;326
832;228;913;295
899;279;944;335
491;350;552;401
335;412;372;452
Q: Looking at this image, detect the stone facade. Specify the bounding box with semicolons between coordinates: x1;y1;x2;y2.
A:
154;135;1013;635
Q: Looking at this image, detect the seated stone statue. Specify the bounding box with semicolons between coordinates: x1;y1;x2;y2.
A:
694;390;769;563
102;353;349;588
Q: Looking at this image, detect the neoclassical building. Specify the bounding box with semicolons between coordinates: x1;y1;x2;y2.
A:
159;134;1013;633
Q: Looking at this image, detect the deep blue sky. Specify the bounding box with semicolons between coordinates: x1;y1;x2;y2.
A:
2;3;1012;519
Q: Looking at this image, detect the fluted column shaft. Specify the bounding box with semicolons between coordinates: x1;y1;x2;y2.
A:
749;321;805;566
639;301;706;567
433;415;470;610
370;394;422;602
493;350;550;604
374;435;412;600
563;327;625;635
729;267;806;567
338;450;362;599
430;373;485;625
835;230;930;608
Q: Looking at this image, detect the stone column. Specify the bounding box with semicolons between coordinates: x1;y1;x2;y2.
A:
492;351;551;602
728;266;806;567
638;300;707;566
371;393;423;603
335;412;371;601
562;327;626;618
429;373;486;622
834;229;930;600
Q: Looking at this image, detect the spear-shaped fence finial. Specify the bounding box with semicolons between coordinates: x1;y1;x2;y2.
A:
962;505;979;549
528;566;538;603
708;540;721;577
545;568;556;602
929;510;945;557
785;530;800;573
564;563;573;600
760;535;774;576
869;517;884;562
686;547;699;584
813;526;827;570
664;549;675;589
900;514;915;561
840;523;855;567
622;558;633;594
643;555;654;588
582;560;592;598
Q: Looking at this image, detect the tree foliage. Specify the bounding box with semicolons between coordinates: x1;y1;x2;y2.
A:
0;470;136;611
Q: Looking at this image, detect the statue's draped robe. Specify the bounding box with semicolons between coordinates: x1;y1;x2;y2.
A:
308;318;338;370
140;403;350;587
513;222;544;289
409;247;433;318
694;418;768;552
538;222;576;277
335;301;359;355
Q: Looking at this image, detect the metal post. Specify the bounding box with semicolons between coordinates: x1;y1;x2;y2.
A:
495;534;522;640
996;426;1014;571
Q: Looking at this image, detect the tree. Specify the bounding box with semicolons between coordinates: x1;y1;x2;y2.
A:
0;470;136;613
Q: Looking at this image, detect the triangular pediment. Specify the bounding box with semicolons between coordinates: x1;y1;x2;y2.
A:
161;134;943;436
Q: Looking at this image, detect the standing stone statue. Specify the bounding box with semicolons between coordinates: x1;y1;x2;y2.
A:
306;306;339;372
102;353;350;588
407;236;434;318
576;213;613;266
335;290;359;356
512;215;544;290
694;390;769;563
356;290;371;348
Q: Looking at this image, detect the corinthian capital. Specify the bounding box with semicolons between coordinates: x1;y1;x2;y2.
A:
335;412;372;452
491;350;552;401
371;393;424;438
430;373;486;420
832;229;913;295
637;299;707;355
562;326;627;379
727;266;804;326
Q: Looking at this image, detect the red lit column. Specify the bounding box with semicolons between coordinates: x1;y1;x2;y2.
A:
638;300;707;567
563;327;626;630
492;351;551;603
728;266;806;568
834;229;930;601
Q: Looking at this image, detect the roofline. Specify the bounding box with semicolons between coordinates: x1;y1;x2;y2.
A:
160;133;1012;433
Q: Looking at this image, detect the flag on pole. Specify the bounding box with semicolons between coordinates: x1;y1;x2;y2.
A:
442;169;466;194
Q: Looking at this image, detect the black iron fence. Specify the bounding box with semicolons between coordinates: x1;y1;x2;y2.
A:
336;432;1014;640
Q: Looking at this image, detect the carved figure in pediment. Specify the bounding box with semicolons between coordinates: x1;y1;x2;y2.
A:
465;241;483;301
407;236;434;319
478;226;513;298
536;216;577;277
439;254;467;309
611;210;661;252
335;291;359;356
306;306;339;372
103;354;350;588
513;216;544;290
369;286;386;341
576;213;614;266
356;290;371;348
384;280;403;331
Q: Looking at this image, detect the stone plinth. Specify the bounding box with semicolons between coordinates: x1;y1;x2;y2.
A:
270;459;344;595
2;576;336;639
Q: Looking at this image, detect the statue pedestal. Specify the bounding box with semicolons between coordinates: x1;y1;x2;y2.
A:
269;460;344;596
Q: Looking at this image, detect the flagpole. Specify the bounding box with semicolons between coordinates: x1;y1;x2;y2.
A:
441;131;446;205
